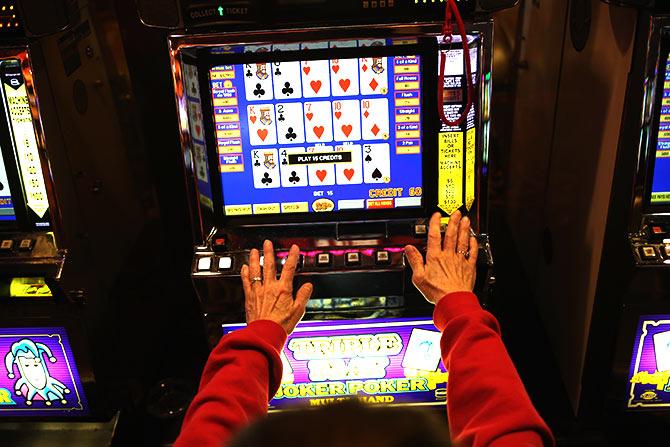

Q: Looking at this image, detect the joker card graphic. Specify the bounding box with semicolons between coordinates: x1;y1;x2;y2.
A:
0;328;88;416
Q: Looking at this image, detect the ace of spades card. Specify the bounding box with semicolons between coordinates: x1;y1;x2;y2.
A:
247;104;278;146
330;58;359;97
276;102;305;144
279;147;308;187
306;145;335;186
359;57;389;96
304;101;333;143
301;60;331;99
332;99;361;142
363;143;391;184
244;62;274;101
361;98;390;141
334;144;362;185
251;149;280;189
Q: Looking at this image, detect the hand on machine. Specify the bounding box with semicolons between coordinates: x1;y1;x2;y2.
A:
240;210;478;336
404;210;478;304
241;241;313;334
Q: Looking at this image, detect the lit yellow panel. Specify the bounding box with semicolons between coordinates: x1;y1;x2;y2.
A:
253;203;281;214
225;204;252;215
281;202;309;213
438;132;463;214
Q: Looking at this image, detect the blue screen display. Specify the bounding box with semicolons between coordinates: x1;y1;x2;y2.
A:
651;53;670;205
0;150;15;222
209;54;424;216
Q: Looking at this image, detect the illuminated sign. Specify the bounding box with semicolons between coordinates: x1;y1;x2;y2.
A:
0;327;88;416
0;60;49;219
627;315;670;409
223;318;448;409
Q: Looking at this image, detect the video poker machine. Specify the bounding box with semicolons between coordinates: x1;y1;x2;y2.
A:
142;0;516;410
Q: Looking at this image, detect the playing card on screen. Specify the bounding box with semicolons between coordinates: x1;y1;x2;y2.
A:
272;61;302;99
335;144;362;185
330;58;359;97
276;102;305;144
332;99;361;141
361;98;390;140
279;147;308;187
359;57;388;95
363;143;391;184
307;145;335;186
247;104;277;146
304;101;333;143
251;149;280;189
244;62;274;101
301;60;331;98
653;330;670;372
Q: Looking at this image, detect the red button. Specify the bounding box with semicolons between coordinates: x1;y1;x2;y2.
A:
653;226;663;234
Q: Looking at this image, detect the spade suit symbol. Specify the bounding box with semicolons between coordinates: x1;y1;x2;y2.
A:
372;168;382;180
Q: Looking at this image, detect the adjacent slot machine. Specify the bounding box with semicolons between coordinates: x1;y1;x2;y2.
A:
501;0;670;439
0;1;159;442
0;13;94;436
140;0;516;409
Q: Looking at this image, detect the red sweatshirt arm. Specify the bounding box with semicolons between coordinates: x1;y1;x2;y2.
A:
434;292;555;447
173;320;286;447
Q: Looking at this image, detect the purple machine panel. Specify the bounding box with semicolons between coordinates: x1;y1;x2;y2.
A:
0;327;88;417
223;318;448;409
627;315;670;409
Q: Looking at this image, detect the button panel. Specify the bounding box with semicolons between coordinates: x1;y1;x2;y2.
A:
414;224;427;237
345;252;361;266
375;250;390;264
0;240;13;250
218;256;233;271
18;239;34;251
193;246;411;275
316;253;332;267
639;246;657;260
196;256;212;272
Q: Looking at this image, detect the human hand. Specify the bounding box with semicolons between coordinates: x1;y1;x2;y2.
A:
404;211;478;305
241;241;313;335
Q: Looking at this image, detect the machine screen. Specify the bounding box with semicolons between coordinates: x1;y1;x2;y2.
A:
223;318;447;409
627;315;670;409
0;327;89;416
210;52;424;216
0;145;15;221
651;50;670;205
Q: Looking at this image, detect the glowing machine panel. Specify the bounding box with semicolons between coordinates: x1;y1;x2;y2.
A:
0;327;88;417
209;45;424;217
627;315;670;409
223;318;447;409
0;59;50;223
651;40;670;205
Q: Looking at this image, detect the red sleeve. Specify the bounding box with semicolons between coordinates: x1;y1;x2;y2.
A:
173;320;286;447
434;292;555;447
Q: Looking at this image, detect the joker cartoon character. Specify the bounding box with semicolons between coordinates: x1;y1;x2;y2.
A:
5;338;70;406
